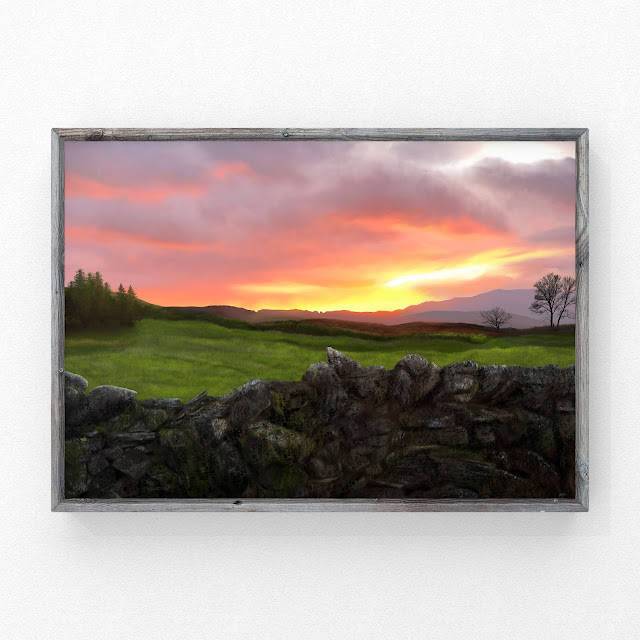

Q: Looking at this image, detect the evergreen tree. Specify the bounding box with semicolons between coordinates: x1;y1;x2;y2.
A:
64;269;143;330
116;283;128;325
126;285;142;322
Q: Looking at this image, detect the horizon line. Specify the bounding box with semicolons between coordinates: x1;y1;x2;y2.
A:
144;286;537;315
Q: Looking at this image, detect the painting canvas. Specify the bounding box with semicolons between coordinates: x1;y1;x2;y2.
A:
55;130;587;510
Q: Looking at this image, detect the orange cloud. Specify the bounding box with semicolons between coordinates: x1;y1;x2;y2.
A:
335;214;509;237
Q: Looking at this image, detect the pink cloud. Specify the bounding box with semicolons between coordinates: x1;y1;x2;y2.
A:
66;174;208;203
64;140;576;310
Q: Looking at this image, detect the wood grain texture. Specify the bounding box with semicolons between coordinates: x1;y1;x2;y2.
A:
575;130;589;510
53;498;586;513
51;130;65;510
51;127;589;513
53;127;588;142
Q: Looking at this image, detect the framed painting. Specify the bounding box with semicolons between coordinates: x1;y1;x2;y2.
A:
51;128;588;512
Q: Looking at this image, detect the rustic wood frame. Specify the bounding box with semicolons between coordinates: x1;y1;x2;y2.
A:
52;128;588;512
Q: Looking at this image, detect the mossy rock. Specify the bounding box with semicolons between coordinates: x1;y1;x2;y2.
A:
141;464;181;496
109;403;168;433
270;391;286;419
268;386;319;438
259;463;309;497
159;427;198;450
241;421;317;472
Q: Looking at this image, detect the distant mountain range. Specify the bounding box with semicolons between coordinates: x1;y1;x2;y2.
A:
177;288;557;330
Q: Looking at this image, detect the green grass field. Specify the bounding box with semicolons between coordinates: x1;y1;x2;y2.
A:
65;318;575;401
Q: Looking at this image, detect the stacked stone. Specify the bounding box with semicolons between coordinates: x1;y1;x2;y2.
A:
64;349;575;500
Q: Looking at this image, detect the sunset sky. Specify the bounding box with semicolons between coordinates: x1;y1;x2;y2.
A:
65;140;576;312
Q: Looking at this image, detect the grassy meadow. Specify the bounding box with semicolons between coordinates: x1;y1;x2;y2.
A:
65;317;575;401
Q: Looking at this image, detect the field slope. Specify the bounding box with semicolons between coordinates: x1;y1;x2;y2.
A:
65;318;575;401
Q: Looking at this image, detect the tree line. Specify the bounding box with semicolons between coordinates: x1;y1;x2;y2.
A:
65;269;142;330
481;272;576;330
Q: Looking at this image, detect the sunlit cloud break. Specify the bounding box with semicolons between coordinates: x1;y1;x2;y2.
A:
385;265;487;287
385;248;572;291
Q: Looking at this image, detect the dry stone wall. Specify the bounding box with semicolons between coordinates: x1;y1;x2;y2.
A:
64;348;575;500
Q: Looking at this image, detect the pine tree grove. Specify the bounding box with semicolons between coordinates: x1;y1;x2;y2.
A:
65;269;142;330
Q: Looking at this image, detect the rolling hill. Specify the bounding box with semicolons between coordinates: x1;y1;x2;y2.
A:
175;289;550;329
401;309;544;329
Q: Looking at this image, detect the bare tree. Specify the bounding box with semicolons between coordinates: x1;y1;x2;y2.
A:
530;272;576;327
556;275;577;325
480;306;513;331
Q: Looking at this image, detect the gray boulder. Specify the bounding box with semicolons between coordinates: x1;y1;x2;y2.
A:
64;371;90;431
303;361;341;387
303;362;348;419
435;361;479;402
223;379;273;429
65;371;88;392
394;354;440;403
394;353;431;378
327;347;362;377
390;368;413;409
476;365;518;401
85;385;137;423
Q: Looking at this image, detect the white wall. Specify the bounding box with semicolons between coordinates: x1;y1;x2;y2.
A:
1;2;638;638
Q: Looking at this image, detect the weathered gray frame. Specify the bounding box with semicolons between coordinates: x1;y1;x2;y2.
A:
52;128;588;512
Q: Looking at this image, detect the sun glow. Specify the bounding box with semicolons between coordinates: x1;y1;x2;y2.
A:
385;265;487;287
